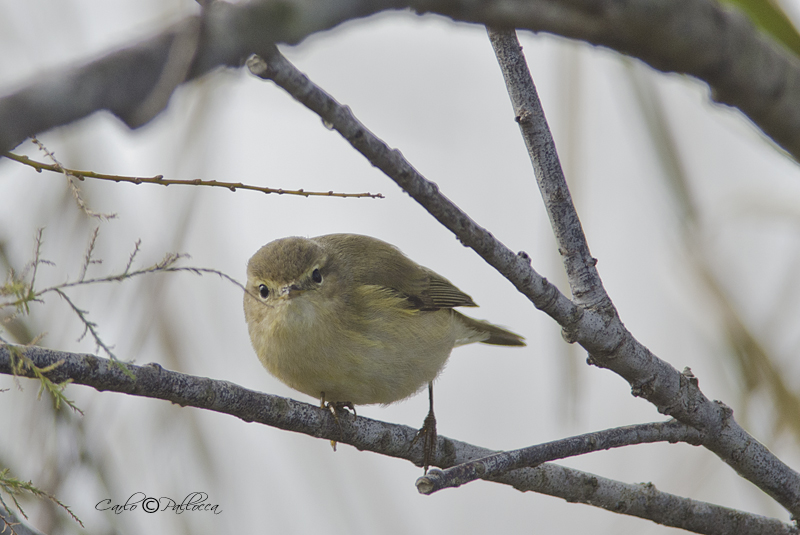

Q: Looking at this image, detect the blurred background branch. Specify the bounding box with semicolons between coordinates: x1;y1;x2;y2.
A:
2;0;800;161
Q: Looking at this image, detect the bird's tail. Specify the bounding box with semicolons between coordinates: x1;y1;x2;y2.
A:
454;311;526;347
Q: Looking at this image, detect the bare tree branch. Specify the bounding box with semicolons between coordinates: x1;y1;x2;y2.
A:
0;344;794;535
247;45;800;518
2;152;384;199
487;25;800;515
3;0;800;530
416;419;704;494
245;49;576;319
2;0;800;162
0;0;396;152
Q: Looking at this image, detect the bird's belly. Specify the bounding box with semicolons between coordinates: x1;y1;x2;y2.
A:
254;304;458;405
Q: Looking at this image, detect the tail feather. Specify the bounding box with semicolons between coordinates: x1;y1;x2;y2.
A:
454;311;526;347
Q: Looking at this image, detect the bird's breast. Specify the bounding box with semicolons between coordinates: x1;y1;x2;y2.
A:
250;290;459;405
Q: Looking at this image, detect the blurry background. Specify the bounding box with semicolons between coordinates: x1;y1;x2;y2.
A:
2;1;800;533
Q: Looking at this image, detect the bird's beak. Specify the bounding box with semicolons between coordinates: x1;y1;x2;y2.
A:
279;284;305;299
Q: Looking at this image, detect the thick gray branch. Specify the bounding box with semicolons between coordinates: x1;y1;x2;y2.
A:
246;49;577;323
0;344;795;535
487;26;800;516
486;27;607;309
249;46;800;518
3;0;800;161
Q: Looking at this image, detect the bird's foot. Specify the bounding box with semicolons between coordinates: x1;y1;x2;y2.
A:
411;408;437;474
320;393;356;451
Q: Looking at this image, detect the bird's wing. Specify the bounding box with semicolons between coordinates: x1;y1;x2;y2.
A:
315;234;478;310
420;269;477;309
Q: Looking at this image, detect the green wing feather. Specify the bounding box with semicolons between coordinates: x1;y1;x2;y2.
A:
315;234;477;310
314;234;525;346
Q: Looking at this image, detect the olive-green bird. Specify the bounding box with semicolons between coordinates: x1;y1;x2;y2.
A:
243;233;525;471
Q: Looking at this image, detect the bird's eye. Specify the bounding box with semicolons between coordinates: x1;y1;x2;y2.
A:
258;284;269;299
312;268;322;284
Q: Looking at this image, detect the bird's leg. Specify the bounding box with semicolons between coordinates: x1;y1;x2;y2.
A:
411;383;437;473
320;392;356;452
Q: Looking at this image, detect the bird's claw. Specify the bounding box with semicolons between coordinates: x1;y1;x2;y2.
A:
320;392;356;451
411;408;437;474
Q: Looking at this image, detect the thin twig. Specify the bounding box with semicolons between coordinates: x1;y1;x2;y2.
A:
29;138;117;220
0;468;83;528
3;263;248;361
1;229;257;392
53;289;117;362
27;229;50;301
3;152;384;199
78;227;101;282
1;253;247;312
123;240;142;275
416;419;703;494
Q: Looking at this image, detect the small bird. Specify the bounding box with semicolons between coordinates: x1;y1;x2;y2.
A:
243;233;525;471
